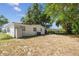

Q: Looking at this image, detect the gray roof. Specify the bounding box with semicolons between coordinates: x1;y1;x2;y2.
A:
3;22;45;28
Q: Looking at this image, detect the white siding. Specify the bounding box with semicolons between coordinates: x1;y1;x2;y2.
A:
23;25;37;36
6;25;15;37
4;23;45;38
23;25;45;36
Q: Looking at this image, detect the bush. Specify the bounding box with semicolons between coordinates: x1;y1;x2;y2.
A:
58;28;66;33
0;33;12;40
47;28;66;34
47;29;56;34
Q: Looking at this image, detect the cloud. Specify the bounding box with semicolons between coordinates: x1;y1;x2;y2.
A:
8;3;19;6
8;3;22;12
14;6;21;12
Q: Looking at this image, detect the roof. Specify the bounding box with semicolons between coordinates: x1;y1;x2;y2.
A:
3;22;45;28
3;23;13;28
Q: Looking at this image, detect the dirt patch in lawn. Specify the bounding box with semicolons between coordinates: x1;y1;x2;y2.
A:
0;34;79;56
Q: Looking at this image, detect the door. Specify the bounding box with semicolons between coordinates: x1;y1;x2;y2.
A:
15;27;22;38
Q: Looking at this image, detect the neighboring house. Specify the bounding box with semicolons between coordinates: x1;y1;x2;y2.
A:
2;22;45;38
0;26;1;31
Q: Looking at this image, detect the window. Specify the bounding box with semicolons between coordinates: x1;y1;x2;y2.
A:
7;28;10;32
33;27;37;31
22;26;25;31
40;28;42;31
4;29;7;33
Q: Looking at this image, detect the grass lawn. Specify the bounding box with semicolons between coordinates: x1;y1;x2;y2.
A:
0;39;12;43
0;33;12;40
0;33;14;43
0;34;79;56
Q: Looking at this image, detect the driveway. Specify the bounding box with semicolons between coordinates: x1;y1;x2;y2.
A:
0;34;79;56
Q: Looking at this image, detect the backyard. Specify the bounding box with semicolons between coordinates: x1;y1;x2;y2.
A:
0;34;79;56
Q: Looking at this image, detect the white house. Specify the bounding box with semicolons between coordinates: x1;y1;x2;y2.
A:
2;22;45;38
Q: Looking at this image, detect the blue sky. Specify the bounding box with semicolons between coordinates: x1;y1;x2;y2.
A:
0;3;32;22
0;3;58;29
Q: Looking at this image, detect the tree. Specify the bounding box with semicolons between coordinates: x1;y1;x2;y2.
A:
21;3;52;28
39;12;52;28
45;3;79;34
0;15;8;26
21;4;41;24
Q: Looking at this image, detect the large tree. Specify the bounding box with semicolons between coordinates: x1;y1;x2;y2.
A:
45;3;79;34
21;3;51;28
0;15;8;26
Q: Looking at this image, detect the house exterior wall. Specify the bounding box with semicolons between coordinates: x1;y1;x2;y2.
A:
23;25;45;36
14;27;23;38
14;23;45;38
5;25;15;37
4;23;45;38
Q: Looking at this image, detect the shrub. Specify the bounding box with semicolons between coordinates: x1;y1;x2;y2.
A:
0;33;12;40
47;29;56;34
47;28;66;34
58;28;66;33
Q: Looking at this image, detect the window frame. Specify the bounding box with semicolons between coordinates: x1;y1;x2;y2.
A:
40;28;42;31
33;27;37;32
7;28;10;32
22;26;25;31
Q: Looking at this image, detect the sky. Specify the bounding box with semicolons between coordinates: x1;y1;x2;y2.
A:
0;3;58;29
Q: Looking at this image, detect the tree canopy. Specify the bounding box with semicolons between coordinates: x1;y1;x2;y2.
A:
21;3;79;34
45;3;79;34
0;15;8;26
21;3;52;28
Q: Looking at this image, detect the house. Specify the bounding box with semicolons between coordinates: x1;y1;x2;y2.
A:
0;26;2;31
2;22;45;38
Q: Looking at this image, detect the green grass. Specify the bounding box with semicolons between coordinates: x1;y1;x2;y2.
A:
0;39;14;43
0;33;12;40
